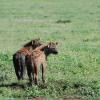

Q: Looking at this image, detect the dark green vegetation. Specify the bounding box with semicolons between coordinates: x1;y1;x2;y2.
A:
0;0;100;99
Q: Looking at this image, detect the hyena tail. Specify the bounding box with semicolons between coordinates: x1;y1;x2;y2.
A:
13;54;21;80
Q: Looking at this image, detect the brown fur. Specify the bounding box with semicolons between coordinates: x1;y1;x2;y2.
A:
26;42;58;85
13;38;42;80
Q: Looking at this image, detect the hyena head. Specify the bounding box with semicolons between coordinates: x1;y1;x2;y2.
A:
46;42;58;54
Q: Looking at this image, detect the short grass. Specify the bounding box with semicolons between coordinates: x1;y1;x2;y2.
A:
0;0;100;99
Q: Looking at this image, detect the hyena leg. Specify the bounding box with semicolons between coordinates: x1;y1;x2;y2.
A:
41;63;46;83
27;66;32;84
33;63;38;85
20;55;26;79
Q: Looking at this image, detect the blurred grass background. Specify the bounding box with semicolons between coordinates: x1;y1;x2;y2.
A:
0;0;100;99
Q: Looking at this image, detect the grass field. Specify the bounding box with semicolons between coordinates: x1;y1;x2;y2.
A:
0;0;100;99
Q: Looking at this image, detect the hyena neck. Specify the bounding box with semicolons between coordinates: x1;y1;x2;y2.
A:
32;44;51;59
36;45;51;58
43;47;52;57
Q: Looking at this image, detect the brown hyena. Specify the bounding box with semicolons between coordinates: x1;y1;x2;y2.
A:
13;38;42;80
26;42;58;85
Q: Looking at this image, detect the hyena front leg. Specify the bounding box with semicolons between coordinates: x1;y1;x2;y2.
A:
27;65;32;84
33;63;38;85
41;62;46;83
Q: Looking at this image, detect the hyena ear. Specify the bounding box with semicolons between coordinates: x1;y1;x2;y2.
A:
56;42;58;45
47;43;50;48
48;42;52;47
47;45;50;48
32;38;40;44
32;40;35;45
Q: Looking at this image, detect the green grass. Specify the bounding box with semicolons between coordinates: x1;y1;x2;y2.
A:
0;0;100;99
